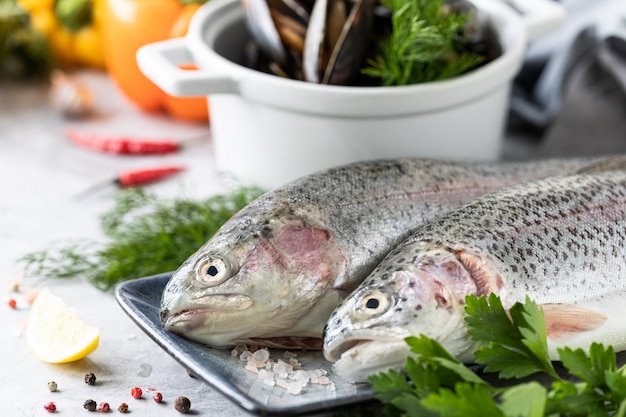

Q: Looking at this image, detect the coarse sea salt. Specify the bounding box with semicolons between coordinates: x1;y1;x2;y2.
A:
238;346;334;395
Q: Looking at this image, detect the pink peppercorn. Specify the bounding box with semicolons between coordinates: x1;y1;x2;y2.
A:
153;392;163;403
131;387;142;399
98;402;110;412
7;299;16;309
43;402;56;412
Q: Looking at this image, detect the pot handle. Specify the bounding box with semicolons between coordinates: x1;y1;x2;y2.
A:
136;38;238;97
502;0;566;40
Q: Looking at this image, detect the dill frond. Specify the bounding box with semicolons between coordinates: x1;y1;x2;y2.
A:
19;186;264;291
363;0;486;86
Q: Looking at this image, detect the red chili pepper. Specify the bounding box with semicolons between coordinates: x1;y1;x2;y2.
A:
75;165;186;200
66;129;180;155
116;166;186;187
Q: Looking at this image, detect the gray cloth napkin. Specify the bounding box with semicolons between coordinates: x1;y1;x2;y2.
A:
505;34;626;158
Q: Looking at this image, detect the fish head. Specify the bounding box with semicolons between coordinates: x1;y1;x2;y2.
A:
324;243;499;380
160;209;349;349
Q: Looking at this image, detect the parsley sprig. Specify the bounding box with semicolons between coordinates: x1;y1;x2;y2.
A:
369;293;626;417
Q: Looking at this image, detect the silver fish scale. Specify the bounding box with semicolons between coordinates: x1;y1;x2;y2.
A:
222;158;603;283
379;170;626;305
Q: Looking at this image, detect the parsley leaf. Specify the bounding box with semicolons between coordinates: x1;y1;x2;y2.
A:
558;343;615;388
466;294;559;380
421;383;504;417
499;382;547;417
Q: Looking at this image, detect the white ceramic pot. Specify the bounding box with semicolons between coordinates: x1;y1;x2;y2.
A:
137;0;564;189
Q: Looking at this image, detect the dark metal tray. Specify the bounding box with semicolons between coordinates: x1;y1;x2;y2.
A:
115;273;375;416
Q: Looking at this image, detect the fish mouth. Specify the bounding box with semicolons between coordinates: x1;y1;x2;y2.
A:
328;338;410;381
162;294;254;325
324;338;361;362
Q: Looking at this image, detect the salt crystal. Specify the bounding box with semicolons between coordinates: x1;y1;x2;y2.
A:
273;360;293;375
289;370;305;381
276;378;303;395
240;351;252;361
326;382;336;392
253;348;270;363
257;369;274;381
283;351;298;358
317;376;330;385
245;363;259;373
286;381;304;395
247;356;267;368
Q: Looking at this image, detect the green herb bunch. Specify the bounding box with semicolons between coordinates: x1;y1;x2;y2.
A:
19;186;264;290
363;0;485;86
370;294;626;417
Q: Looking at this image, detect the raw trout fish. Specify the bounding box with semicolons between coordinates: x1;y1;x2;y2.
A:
324;167;626;380
160;157;606;349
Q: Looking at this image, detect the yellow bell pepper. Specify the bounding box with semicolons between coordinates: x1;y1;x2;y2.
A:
18;0;105;69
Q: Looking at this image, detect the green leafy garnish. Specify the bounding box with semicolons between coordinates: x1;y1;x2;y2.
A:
369;294;626;416
466;294;559;380
363;0;486;86
19;186;264;290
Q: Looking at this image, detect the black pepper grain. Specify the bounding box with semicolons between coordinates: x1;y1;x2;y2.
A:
83;399;97;411
174;396;191;413
84;373;96;385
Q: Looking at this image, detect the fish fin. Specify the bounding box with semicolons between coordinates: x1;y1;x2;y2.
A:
576;156;626;174
542;303;607;340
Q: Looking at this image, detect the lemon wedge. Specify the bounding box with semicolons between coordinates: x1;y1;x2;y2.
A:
27;288;100;363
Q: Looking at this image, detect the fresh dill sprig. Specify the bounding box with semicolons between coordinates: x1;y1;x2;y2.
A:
363;0;485;86
19;186;264;290
370;293;626;416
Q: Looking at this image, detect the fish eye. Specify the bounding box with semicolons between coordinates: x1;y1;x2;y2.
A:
354;288;393;319
195;255;236;286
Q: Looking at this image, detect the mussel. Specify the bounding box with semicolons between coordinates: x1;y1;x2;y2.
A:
242;0;377;85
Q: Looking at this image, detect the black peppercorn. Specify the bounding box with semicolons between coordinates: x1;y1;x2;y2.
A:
174;396;191;413
83;399;97;411
84;373;96;385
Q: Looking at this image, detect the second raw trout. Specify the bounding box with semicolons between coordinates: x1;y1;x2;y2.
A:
160;157;607;349
324;167;626;380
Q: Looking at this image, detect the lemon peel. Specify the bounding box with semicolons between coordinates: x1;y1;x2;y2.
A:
26;288;99;363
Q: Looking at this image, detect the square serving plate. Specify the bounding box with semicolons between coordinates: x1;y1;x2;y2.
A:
115;273;376;416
